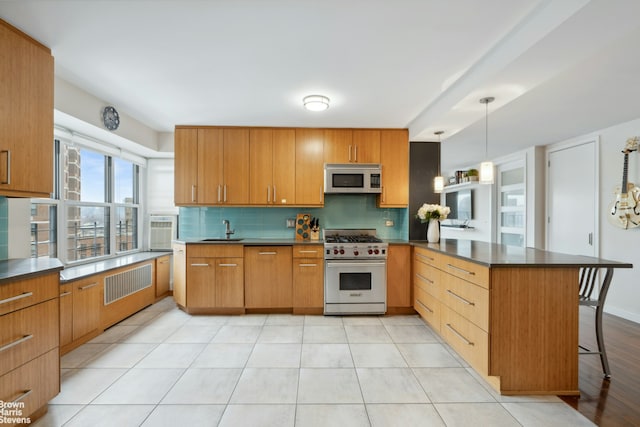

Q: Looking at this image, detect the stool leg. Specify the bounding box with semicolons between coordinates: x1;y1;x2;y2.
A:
595;303;610;378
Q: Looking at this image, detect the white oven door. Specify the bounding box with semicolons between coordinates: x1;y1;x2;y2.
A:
324;260;386;304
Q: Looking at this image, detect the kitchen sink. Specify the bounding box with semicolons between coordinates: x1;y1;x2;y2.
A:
200;238;244;242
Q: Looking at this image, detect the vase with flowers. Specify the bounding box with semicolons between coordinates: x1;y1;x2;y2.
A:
416;203;450;243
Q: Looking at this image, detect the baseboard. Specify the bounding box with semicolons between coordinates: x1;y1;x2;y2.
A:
604;306;640;325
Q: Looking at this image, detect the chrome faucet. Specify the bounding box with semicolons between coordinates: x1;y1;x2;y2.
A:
223;219;235;239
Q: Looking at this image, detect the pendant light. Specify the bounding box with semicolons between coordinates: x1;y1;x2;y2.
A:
479;96;495;185
433;130;444;193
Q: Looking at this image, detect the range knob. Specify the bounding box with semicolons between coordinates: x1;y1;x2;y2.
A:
339;248;345;255
354;250;359;256
368;248;373;255
333;248;339;255
374;248;380;255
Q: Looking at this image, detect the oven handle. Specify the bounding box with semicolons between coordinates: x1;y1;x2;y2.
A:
326;261;386;268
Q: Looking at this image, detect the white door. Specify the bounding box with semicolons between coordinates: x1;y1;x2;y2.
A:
547;140;598;256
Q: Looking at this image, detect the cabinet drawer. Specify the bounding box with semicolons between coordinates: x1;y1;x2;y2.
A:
414;286;441;332
441;306;489;375
188;244;243;258
442;274;489;331
0;348;59;422
440;255;489;289
0;299;59;377
0;274;58;316
414;247;439;267
293;245;323;259
413;262;441;300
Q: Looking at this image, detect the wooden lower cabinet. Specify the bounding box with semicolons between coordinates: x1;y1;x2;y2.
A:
0;269;61;424
173;244;244;312
155;255;171;299
71;277;102;342
244;246;292;309
59;284;73;348
386;244;411;311
412;245;579;395
292;244;324;313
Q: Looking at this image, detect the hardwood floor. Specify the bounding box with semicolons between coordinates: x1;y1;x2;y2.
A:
560;306;640;426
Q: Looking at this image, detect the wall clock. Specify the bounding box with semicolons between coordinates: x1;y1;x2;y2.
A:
102;106;120;131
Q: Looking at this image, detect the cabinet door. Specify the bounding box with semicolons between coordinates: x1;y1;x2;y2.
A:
353;130;380;163
272;129;296;205
155;255;171;298
323;129;353;163
174;128;199;205
0;21;53;197
172;244;186;307
386;244;411;307
292;258;324;308
244;246;292;308
215;258;244;307
59;284;73;347
186;258;216;308
72;278;102;341
378;129;409;207
249;128;273;204
295;129;324;206
223;128;250;204
198;128;224;204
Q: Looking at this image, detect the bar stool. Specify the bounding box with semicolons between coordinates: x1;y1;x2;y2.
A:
579;267;614;378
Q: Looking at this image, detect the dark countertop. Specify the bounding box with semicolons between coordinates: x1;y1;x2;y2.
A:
60;251;172;283
0;258;64;283
174;238;324;245
411;238;633;268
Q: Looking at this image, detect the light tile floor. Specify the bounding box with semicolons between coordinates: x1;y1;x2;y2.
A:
33;297;595;426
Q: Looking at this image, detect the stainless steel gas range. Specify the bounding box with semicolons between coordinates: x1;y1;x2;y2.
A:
323;229;388;315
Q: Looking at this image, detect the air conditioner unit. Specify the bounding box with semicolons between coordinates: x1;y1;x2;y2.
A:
149;215;177;250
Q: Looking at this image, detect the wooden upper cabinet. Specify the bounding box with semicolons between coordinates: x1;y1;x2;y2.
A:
378;129;409;207
174;128;198;205
352;130;380;163
0;20;54;197
295;129;325;206
323;129;353;163
197;128;224;204
222;128;250;204
249;128;295;205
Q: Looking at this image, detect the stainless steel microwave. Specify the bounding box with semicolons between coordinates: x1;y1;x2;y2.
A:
324;163;382;194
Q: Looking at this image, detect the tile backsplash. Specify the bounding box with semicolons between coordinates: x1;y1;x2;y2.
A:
179;194;408;240
0;197;8;259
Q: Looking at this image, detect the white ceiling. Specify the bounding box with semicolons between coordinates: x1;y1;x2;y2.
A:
2;0;640;171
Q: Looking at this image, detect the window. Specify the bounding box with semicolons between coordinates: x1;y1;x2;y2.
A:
497;161;526;247
31;137;142;263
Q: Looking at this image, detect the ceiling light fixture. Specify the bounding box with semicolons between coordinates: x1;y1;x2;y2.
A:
433;130;444;193
479;96;495;185
303;95;330;111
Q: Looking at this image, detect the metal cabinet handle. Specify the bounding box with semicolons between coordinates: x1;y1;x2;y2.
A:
78;283;98;291
59;291;72;297
354;145;357;162
273;185;277;202
446;289;475;306
416;273;434;284
1;150;10;184
416;253;435;262
298;250;318;254
224;184;227;202
190;263;210;267
267;186;271;203
348;145;352;162
258;251;277;255
12;389;32;403
416;299;434;314
0;292;33;305
0;334;33;353
447;264;476;276
319;186;323;203
298;263;317;267
446;323;474;346
191;184;196;202
218;263;238;267
217;185;222;202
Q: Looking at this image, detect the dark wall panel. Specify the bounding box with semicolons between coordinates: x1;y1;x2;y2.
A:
409;141;440;240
